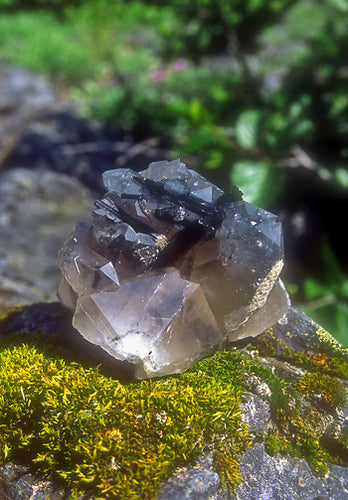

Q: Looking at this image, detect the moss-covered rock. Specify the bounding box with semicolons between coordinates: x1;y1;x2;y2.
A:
0;303;347;499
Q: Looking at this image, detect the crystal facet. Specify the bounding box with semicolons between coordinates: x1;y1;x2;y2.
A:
73;269;223;378
58;160;290;378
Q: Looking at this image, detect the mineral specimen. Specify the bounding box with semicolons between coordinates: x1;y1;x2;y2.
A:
58;159;290;378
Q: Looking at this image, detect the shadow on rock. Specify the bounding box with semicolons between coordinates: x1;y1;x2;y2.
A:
0;302;135;382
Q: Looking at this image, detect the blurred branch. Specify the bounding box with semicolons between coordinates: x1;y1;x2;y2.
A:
279;145;332;181
304;293;337;311
60;141;132;155
115;137;168;166
60;136;174;167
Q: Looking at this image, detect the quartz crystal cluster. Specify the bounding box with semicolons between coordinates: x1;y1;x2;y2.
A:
58;160;290;378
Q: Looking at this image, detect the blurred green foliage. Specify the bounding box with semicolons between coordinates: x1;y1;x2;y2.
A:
301;241;348;348
0;0;347;343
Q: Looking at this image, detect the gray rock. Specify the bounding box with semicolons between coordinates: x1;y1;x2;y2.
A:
158;453;221;500
240;392;271;434
0;168;94;313
328;464;348;499
0;463;64;500
0;65;65;163
234;443;329;500
268;306;330;354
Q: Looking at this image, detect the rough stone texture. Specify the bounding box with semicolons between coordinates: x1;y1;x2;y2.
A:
159;444;348;500
0;66;171;195
328;464;348;499
0;464;64;500
0;168;94;313
159;445;348;500
0;303;347;499
254;305;348;363
0;66;65;164
240;392;271;434
158;453;221;500
235;443;328;500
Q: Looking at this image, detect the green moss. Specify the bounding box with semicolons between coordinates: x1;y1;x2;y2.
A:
244;359;300;421
243;355;347;476
284;349;348;380
0;339;250;499
1;308;347;495
265;432;301;458
315;324;348;359
265;430;332;475
295;372;347;412
251;326;348;380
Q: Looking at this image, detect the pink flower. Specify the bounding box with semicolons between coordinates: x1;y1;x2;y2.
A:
172;58;188;71
151;68;168;83
151;59;188;83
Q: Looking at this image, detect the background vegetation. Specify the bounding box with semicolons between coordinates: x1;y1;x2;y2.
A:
0;0;347;344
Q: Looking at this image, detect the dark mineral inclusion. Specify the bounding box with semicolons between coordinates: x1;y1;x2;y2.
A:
58;160;290;378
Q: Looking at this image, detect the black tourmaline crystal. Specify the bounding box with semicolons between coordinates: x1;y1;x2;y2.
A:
58;159;289;378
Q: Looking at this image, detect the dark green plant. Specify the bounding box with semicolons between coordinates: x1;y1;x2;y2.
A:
300;241;348;348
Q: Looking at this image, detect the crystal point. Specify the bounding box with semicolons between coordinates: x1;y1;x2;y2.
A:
58;160;290;378
73;269;223;378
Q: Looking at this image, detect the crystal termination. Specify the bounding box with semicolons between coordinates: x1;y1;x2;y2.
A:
58;160;290;378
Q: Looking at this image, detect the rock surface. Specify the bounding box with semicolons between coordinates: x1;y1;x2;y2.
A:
0;66;65;164
0;303;347;499
0;66;347;500
0;168;94;313
157;453;221;500
0;463;64;500
159;442;348;500
234;443;348;500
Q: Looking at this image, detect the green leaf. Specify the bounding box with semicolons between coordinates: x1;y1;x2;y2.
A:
235;110;261;150
334;168;348;189
326;0;348;13
231;160;270;206
304;279;328;300
205;150;224;170
321;240;344;286
302;300;348;348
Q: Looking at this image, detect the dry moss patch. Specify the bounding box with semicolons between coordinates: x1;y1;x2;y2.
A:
0;336;249;499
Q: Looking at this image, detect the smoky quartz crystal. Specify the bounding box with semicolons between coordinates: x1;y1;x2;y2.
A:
58;159;289;378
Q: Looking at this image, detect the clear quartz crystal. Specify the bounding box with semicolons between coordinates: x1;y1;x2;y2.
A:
58;160;290;378
189;201;287;338
73;269;223;378
141;159;224;203
58;223;120;296
102;168;143;197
